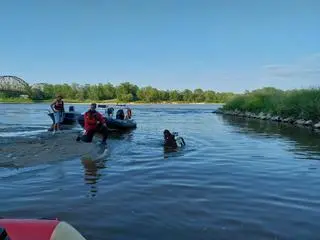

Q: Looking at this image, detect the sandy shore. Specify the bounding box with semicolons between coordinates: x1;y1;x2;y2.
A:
0;130;106;168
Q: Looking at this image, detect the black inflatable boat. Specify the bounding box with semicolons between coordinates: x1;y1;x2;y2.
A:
47;105;81;130
47;104;137;131
77;115;137;131
77;105;137;131
78;105;137;131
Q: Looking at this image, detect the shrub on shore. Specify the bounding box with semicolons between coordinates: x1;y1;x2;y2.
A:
222;87;320;122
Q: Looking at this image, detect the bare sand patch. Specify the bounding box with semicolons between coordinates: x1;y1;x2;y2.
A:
0;130;104;168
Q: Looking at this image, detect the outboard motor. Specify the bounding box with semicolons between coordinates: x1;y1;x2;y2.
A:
69;106;75;112
116;109;125;120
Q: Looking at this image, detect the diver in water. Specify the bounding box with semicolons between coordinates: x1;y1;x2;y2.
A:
163;129;185;148
76;103;108;145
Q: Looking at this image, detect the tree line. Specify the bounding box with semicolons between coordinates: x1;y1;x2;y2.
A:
2;82;235;103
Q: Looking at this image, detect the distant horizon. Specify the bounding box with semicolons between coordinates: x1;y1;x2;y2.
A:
1;1;319;93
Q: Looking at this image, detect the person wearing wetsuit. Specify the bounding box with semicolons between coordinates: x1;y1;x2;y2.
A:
50;94;65;133
163;129;185;148
76;103;108;144
163;129;178;148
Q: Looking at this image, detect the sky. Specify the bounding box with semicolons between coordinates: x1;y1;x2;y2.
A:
0;0;319;93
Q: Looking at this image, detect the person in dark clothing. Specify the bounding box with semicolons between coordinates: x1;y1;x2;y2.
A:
163;129;177;148
76;103;108;144
116;109;125;120
163;129;186;148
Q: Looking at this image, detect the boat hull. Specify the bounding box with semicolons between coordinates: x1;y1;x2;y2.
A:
77;115;137;131
48;112;81;125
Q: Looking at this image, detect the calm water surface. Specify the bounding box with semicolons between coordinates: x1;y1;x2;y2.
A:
1;103;320;240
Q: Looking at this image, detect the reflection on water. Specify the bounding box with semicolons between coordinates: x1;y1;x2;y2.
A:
220;115;320;159
163;146;178;159
163;146;187;159
81;158;107;198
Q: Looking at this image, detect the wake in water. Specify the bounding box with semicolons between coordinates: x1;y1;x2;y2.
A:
0;126;49;138
80;142;110;161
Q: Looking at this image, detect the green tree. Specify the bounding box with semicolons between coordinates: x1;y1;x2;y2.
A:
116;82;139;102
137;86;160;102
204;90;216;103
169;90;182;102
182;89;193;102
103;83;116;99
193;89;205;102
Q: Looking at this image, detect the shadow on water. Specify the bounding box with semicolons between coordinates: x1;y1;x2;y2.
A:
163;146;179;159
81;157;107;198
219;115;320;159
163;146;187;159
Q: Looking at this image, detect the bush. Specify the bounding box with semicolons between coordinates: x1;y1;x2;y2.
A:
223;87;320;121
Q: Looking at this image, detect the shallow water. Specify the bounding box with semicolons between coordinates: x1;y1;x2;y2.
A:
1;103;320;240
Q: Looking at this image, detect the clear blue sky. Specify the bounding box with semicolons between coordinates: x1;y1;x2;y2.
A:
0;0;319;93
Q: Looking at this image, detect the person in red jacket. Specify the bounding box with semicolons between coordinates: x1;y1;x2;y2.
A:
76;103;108;144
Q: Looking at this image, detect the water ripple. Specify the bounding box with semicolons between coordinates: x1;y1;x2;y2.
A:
1;104;320;239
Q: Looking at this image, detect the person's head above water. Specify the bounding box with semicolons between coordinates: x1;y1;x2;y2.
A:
163;129;176;147
163;129;173;139
163;129;185;148
90;103;97;111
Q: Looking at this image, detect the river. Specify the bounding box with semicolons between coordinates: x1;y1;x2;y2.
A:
0;103;320;240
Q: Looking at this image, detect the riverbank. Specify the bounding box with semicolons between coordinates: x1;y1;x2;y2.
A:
0;98;224;105
213;87;320;130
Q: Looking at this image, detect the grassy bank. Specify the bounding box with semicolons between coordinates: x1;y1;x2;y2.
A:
0;98;44;103
222;87;320;122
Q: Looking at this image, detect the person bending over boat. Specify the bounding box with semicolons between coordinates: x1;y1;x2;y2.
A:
76;103;108;145
163;129;185;148
50;94;65;133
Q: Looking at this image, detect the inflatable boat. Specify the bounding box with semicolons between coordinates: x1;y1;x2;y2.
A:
0;218;87;240
77;115;137;131
47;106;81;131
77;105;137;131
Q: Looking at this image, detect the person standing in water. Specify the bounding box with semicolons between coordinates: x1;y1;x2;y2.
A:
50;94;65;133
76;103;108;145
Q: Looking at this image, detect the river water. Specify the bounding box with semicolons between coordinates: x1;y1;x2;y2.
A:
1;103;320;240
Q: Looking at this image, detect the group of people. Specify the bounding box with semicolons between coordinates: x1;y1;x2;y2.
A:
50;94;124;146
51;94;185;149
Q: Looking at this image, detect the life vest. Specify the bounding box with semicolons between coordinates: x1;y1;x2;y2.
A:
85;111;98;126
54;100;64;111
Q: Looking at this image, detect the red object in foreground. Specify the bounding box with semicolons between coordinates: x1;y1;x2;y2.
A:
0;219;87;240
